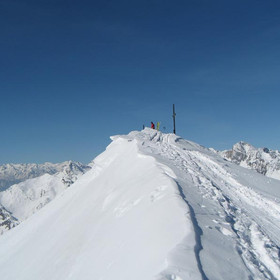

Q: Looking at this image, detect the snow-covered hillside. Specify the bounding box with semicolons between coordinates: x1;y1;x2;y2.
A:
217;141;280;180
0;207;19;233
0;161;91;234
0;129;279;280
0;161;90;191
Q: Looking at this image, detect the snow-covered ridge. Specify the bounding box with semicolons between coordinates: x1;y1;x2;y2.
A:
0;161;91;234
0;161;91;191
0;129;279;279
217;141;280;180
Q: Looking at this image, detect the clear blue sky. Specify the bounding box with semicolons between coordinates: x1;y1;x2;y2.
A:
1;0;280;164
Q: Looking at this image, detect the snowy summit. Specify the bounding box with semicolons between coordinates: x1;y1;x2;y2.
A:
0;129;279;280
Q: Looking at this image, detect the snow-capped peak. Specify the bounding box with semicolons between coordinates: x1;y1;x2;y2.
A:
218;141;280;180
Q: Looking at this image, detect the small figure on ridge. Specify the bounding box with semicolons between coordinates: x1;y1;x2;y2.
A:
156;122;160;131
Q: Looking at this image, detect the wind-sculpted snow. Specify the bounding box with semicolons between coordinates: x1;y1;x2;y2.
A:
0;129;279;280
117;130;280;279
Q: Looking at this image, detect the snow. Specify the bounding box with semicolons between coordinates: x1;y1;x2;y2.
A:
0;161;90;234
0;174;68;221
0;128;280;280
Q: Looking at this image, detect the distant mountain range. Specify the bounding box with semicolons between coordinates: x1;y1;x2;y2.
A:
215;141;280;180
0;161;91;191
0;161;91;234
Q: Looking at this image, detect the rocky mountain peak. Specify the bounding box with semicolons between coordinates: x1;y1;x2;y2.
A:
218;142;280;180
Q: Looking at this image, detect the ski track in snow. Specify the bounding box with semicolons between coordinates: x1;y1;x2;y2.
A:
133;131;280;280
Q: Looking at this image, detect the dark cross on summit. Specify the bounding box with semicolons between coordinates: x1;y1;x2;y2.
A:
172;104;176;134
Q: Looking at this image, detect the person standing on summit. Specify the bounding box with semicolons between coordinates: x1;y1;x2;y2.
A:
151;122;155;129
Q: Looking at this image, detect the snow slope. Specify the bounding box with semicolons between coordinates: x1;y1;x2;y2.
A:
217;141;280;180
0;129;279;280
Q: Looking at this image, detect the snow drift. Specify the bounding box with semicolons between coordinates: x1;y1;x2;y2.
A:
0;129;279;280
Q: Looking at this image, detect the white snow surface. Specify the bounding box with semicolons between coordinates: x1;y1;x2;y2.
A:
0;129;280;280
0;173;70;221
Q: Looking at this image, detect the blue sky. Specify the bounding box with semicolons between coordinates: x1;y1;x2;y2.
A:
1;0;280;164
